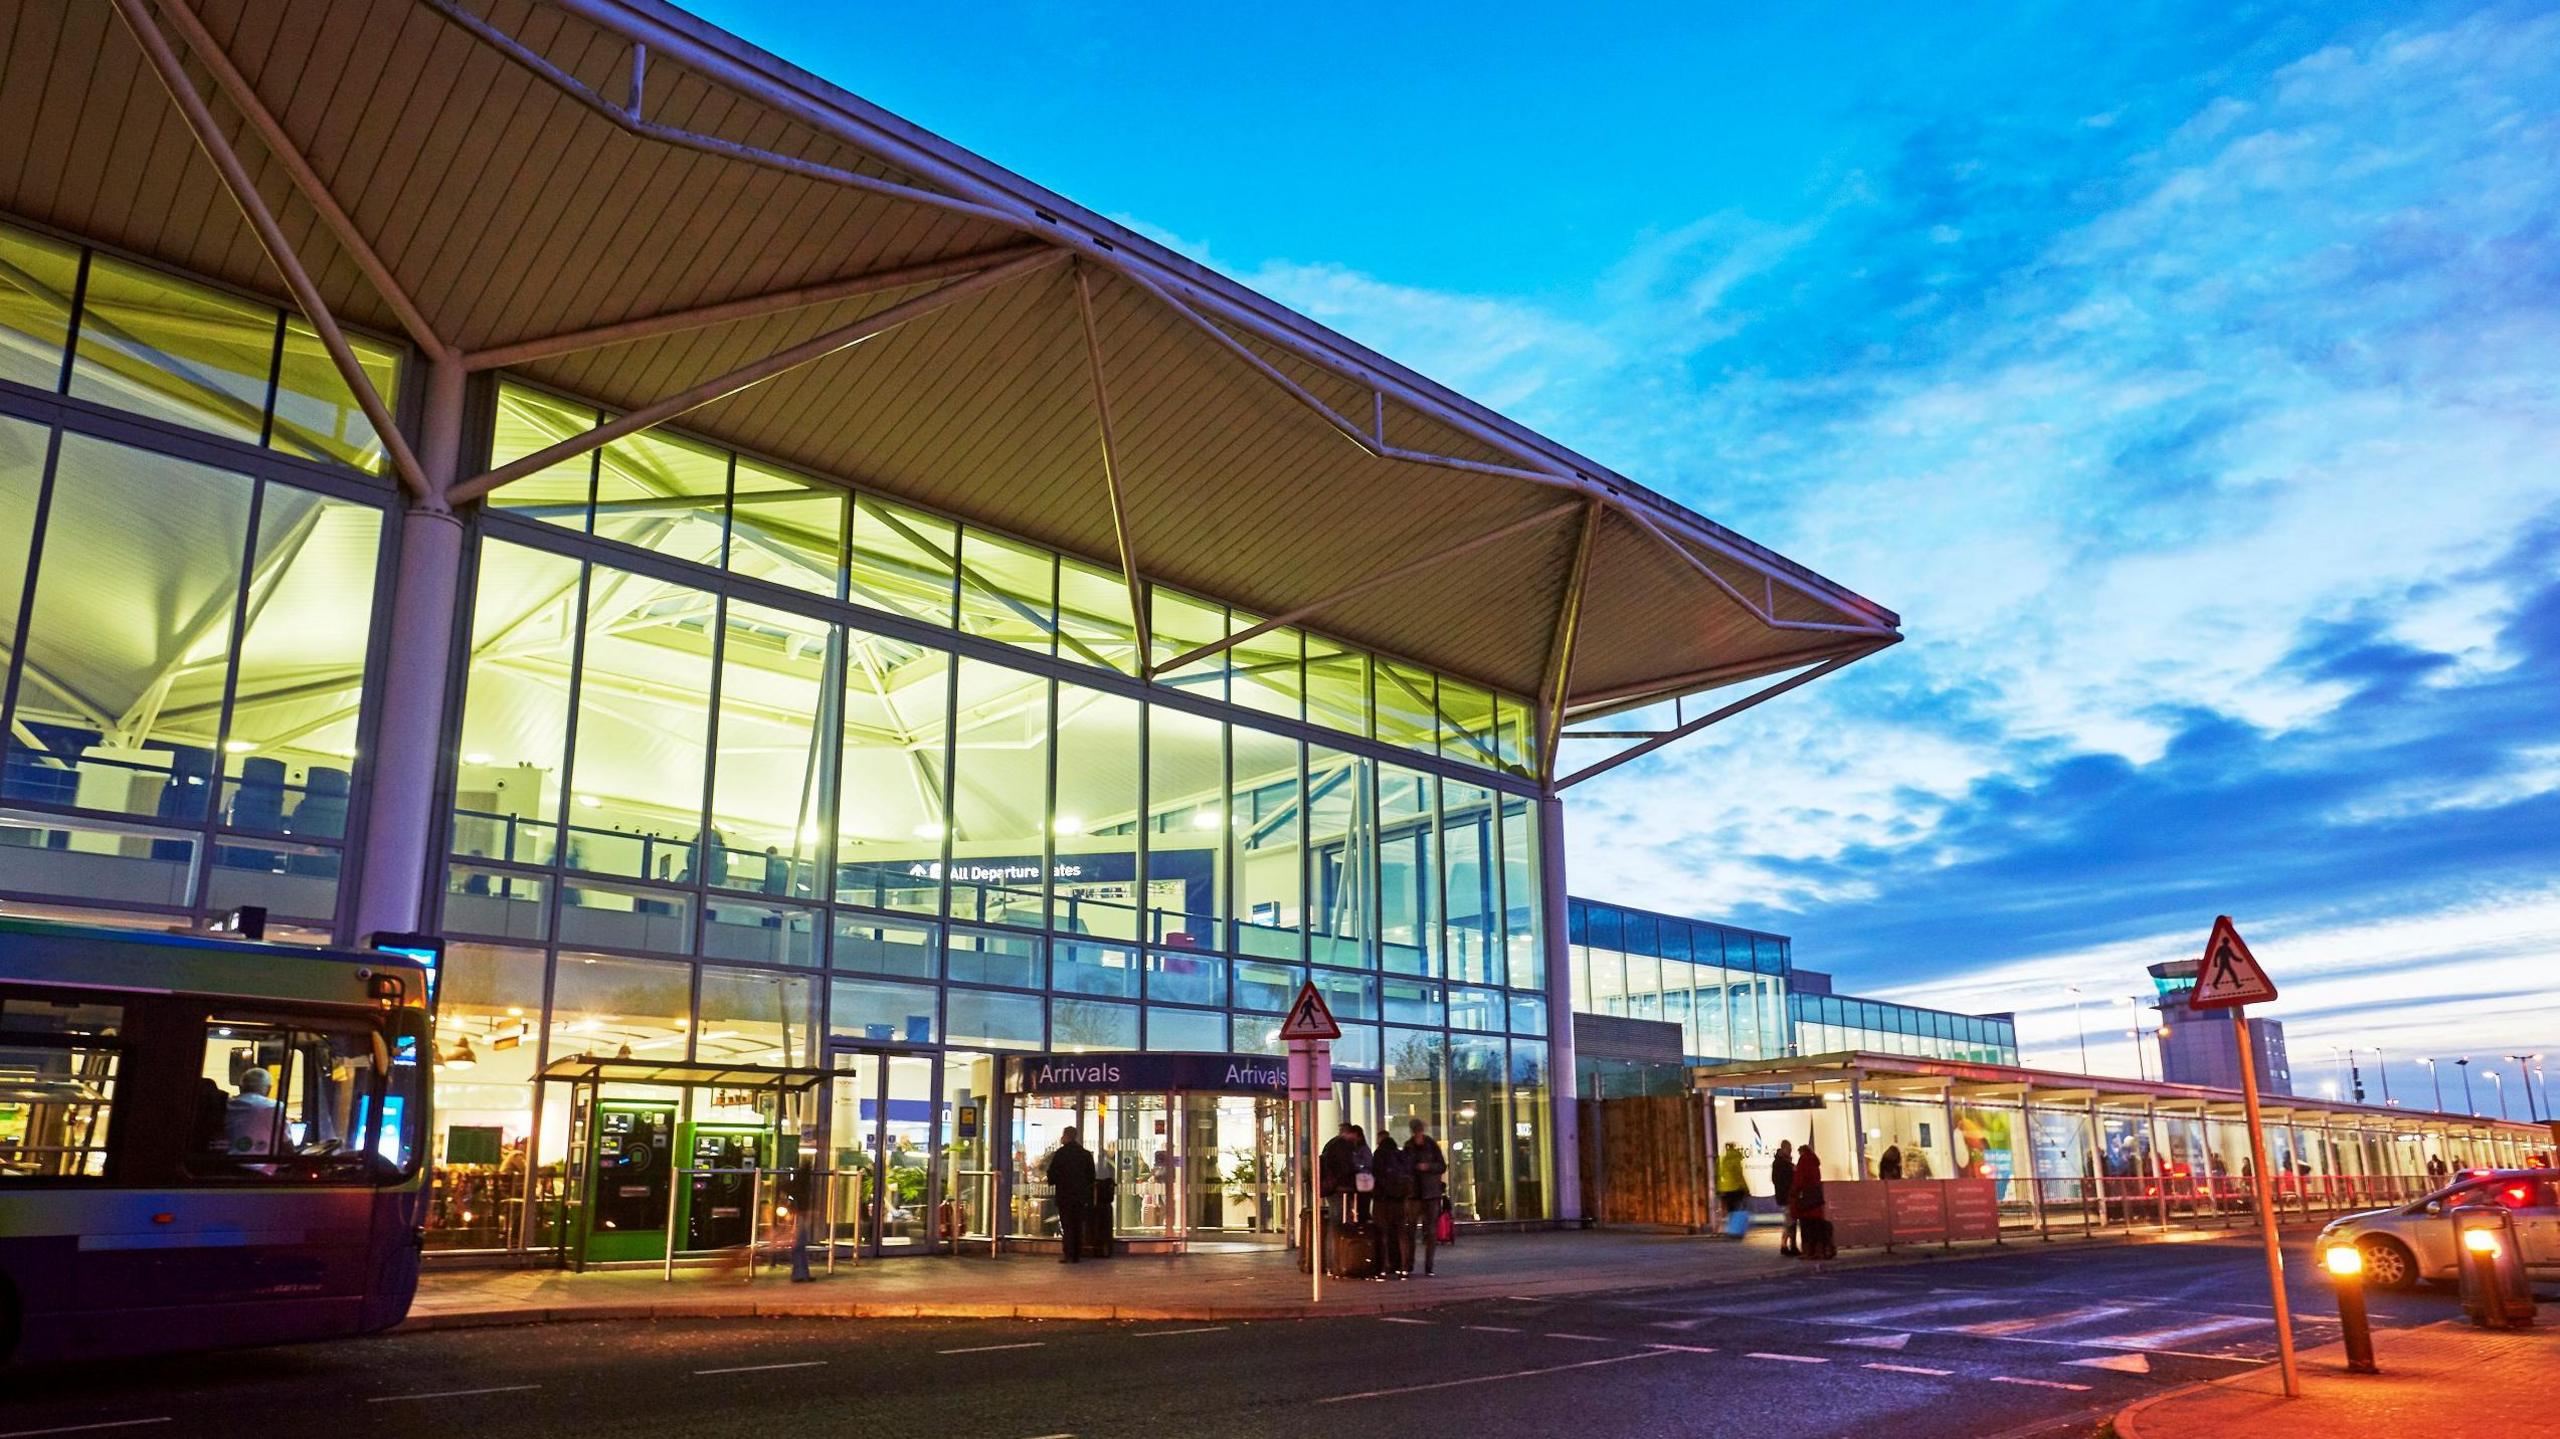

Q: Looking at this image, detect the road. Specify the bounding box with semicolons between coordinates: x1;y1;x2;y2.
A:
0;1237;2501;1439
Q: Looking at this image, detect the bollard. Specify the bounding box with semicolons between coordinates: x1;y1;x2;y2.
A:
2453;1206;2538;1329
2321;1244;2378;1374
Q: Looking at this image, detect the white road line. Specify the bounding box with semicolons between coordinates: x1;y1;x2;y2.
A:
1824;1295;2012;1325
1134;1326;1228;1338
1462;1325;1522;1333
0;1422;173;1439
1318;1349;1672;1403
1545;1332;1614;1343
2082;1314;2260;1348
1991;1376;2091;1391
367;1385;541;1403
1954;1305;2132;1337
939;1342;1046;1355
1745;1352;1830;1364
1646;1343;1720;1355
693;1361;827;1375
1378;1316;1434;1325
1864;1362;1954;1377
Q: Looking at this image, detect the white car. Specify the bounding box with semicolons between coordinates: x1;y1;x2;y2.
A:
2317;1169;2560;1290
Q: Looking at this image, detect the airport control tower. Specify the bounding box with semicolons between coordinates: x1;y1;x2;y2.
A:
2148;959;2294;1096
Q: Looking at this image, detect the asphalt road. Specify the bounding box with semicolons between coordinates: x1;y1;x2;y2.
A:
0;1237;2501;1439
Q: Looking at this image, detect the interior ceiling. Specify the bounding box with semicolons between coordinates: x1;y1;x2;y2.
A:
0;0;1901;737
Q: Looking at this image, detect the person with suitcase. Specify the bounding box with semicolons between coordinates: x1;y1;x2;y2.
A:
1370;1132;1416;1279
1403;1117;1448;1277
1772;1140;1799;1256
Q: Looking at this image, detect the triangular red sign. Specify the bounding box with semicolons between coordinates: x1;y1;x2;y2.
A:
1277;980;1341;1041
2188;915;2277;1010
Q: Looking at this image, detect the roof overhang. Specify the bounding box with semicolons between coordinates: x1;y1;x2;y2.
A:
4;0;1902;785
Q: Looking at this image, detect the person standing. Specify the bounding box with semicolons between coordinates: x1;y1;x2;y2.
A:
1404;1118;1448;1277
1716;1142;1750;1235
1047;1126;1096;1264
1791;1142;1830;1260
1771;1140;1799;1256
1878;1143;1904;1181
1320;1120;1371;1223
1370;1132;1415;1279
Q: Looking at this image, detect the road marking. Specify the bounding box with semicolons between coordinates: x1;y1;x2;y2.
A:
0;1422;174;1439
1832;1332;1912;1350
2069;1352;2153;1374
1134;1326;1228;1338
1545;1332;1614;1343
1646;1343;1720;1354
2082;1314;2259;1348
1745;1352;1829;1364
1650;1317;1711;1331
693;1361;827;1375
1318;1349;1671;1403
1864;1362;1954;1377
1954;1305;2131;1337
367;1385;540;1403
939;1342;1046;1355
1991;1376;2091;1391
1825;1295;2012;1325
1462;1325;1521;1333
1378;1316;1434;1325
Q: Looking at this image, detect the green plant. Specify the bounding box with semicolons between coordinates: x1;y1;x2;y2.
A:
1224;1147;1267;1198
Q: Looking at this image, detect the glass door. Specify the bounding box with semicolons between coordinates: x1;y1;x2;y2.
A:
828;1048;940;1256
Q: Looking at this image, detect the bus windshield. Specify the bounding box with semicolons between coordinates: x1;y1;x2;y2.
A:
189;1012;420;1183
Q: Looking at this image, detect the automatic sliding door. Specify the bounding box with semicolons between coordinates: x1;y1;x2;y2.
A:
829;1049;938;1255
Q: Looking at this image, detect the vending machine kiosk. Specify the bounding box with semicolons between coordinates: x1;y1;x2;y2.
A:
579;1099;679;1263
678;1121;771;1251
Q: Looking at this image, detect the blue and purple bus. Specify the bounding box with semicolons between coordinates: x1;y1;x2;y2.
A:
0;917;432;1365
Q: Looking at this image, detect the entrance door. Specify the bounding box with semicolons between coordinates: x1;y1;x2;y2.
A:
828;1049;937;1255
1178;1094;1291;1242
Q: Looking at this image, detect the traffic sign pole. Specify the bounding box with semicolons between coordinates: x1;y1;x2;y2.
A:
1309;1074;1322;1305
2233;1006;2300;1398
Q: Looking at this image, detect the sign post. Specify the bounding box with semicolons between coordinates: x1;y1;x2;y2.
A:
2187;915;2296;1398
1280;981;1342;1304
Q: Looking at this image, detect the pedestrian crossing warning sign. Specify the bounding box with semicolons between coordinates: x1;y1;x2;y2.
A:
1278;981;1342;1041
2188;915;2278;1010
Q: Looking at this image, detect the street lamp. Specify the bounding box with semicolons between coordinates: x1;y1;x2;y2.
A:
2458;1057;2476;1116
2423;1057;2443;1113
2372;1049;2392;1106
2508;1055;2541;1123
2123;996;2150;1082
2486;1070;2507;1121
2067;984;2090;1074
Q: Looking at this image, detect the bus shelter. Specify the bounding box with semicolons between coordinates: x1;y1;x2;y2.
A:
539;1056;826;1271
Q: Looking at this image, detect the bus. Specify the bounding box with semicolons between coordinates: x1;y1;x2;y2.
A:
0;917;433;1365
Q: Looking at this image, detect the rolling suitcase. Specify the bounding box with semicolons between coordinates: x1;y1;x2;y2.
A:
1328;1216;1380;1279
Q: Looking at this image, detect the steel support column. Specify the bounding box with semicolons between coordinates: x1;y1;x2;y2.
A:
352;356;470;938
1072;265;1150;662
1538;795;1581;1223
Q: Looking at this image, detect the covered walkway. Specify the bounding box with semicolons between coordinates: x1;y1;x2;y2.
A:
1698;1051;2551;1247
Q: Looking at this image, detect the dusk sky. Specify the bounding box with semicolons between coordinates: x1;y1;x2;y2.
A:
694;1;2560;1107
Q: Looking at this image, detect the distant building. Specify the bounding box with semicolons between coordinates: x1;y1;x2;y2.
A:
2148;959;2292;1095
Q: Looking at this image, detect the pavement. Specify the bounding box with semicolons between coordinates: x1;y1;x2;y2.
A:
402;1222;2246;1330
14;1232;2506;1439
2114;1319;2559;1438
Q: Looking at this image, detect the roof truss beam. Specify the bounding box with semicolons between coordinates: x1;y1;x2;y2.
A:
447;248;1067;505
463;240;1055;372
1537;498;1601;782
110;0;436;504
1072;264;1151;664
1553;645;1887;791
1145;501;1582;679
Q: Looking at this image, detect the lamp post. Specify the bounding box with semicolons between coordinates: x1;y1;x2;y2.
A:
2486;1070;2507;1122
2508;1055;2540;1123
2067;985;2088;1073
2458;1057;2475;1116
2423;1057;2442;1113
2372;1049;2391;1107
2123;996;2149;1082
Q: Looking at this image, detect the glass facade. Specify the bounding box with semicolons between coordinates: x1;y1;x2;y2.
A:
1567;897;2021;1067
0;219;396;939
431;383;1561;1244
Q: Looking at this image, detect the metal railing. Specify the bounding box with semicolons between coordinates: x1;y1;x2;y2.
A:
1991;1172;2444;1239
661;1168;865;1281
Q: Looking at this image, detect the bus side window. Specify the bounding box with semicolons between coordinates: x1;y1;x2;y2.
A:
0;989;123;1180
189;1018;379;1182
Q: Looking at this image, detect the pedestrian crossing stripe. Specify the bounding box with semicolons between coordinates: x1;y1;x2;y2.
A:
1831;1333;1912;1350
2068;1352;2152;1373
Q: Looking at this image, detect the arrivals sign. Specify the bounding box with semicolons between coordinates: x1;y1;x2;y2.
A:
1007;1052;1290;1095
2187;915;2278;1010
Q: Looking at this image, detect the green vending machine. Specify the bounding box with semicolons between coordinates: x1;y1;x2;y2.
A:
580;1099;678;1263
677;1121;771;1251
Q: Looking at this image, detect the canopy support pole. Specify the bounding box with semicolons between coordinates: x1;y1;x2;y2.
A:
1073;264;1151;663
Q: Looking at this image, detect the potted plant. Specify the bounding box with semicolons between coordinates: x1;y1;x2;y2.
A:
1225;1148;1271;1230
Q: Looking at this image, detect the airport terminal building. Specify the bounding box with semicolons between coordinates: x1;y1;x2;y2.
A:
0;0;1928;1259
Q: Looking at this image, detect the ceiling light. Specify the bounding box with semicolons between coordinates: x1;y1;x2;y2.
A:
912;821;945;839
576;795;601;809
1053;816;1084;834
1192;809;1222;829
223;740;256;754
464;753;493;765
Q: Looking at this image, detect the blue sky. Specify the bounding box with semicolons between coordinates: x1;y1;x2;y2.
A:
697;2;2560;1106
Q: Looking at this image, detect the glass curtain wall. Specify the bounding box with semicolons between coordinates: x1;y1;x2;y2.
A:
434;389;1558;1245
0;220;397;937
1566;900;1797;1063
